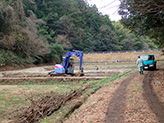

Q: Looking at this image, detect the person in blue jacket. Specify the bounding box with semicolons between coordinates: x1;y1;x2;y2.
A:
136;56;143;74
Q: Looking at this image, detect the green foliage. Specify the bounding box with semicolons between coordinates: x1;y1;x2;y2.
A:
0;49;25;66
112;21;157;50
0;12;4;31
23;0;37;17
0;0;51;66
33;0;120;51
0;0;158;67
33;0;156;53
119;0;164;48
44;44;65;63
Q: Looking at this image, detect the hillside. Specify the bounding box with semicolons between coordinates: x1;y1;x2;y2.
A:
0;0;157;67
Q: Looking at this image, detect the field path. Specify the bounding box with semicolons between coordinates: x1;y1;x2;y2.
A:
143;71;164;122
105;67;164;123
105;72;137;123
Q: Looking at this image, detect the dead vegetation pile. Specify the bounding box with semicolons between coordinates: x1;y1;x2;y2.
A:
11;90;83;123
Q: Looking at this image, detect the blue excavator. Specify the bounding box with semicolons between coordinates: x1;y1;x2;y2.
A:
48;50;84;76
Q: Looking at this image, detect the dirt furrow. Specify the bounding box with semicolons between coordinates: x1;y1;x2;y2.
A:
0;77;103;84
105;72;137;123
143;71;164;123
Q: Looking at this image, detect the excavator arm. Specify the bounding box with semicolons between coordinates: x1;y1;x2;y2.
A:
53;50;83;74
63;50;83;73
48;50;84;76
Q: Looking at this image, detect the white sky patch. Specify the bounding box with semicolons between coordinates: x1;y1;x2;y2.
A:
87;0;121;21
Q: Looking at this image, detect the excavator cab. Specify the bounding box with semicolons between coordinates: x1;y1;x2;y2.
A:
62;57;74;73
55;57;74;74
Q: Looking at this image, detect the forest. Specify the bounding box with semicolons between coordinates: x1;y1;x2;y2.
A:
0;0;158;66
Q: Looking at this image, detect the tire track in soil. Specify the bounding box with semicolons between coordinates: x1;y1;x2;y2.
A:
105;72;137;123
143;71;164;123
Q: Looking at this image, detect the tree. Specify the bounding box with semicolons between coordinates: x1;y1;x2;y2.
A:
112;21;157;50
48;44;65;63
119;0;164;48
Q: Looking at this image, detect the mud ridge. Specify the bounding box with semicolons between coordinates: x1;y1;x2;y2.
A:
105;72;137;123
0;77;102;84
143;71;164;123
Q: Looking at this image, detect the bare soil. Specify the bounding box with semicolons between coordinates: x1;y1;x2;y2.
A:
65;64;164;123
1;63;164;122
144;71;164;122
152;68;164;108
105;72;137;123
64;72;130;123
0;64;133;83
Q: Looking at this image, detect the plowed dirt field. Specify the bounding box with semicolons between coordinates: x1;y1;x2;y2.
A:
0;63;164;123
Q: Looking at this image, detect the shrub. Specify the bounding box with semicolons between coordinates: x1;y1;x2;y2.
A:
44;44;65;63
0;49;24;66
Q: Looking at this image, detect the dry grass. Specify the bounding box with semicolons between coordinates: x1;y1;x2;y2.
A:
152;68;164;107
124;73;158;122
11;90;83;123
64;72;132;123
73;51;164;63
